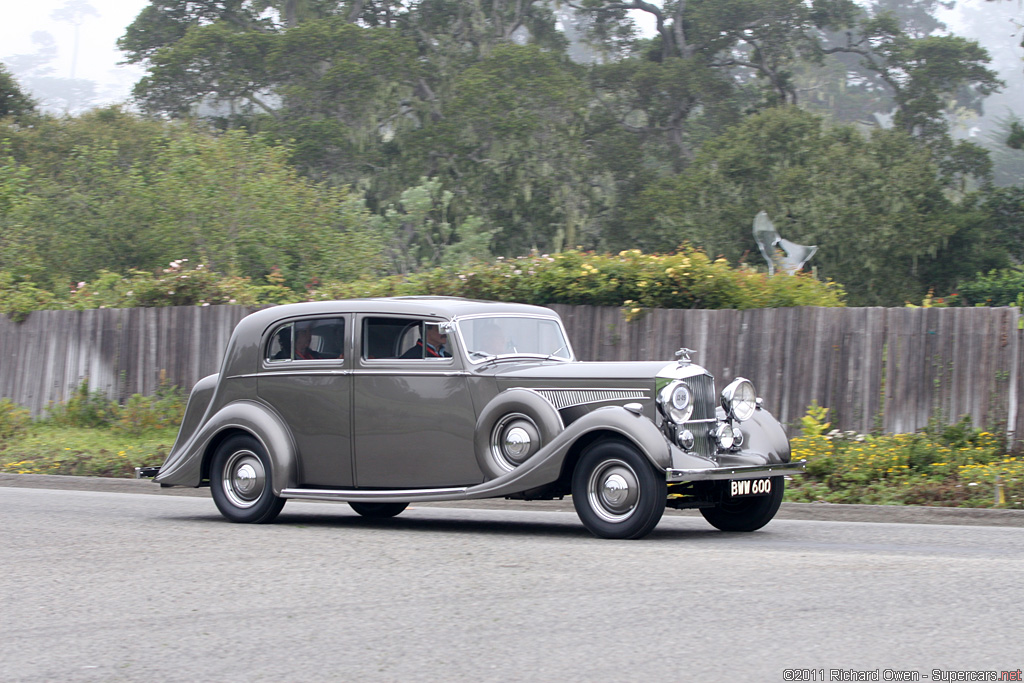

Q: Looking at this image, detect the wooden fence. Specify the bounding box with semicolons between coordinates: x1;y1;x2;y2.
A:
2;304;1022;446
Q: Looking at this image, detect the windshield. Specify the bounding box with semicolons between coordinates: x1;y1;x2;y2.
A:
457;316;572;363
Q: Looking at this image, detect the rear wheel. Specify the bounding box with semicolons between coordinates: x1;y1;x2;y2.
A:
210;434;285;524
349;502;409;518
572;439;666;539
700;477;784;532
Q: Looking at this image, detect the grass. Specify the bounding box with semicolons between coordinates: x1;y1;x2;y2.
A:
0;423;177;478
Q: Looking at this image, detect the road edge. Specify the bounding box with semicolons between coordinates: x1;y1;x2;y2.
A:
3;472;1023;527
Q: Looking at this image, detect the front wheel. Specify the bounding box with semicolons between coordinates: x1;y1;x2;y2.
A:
700;477;784;532
210;434;286;524
572;439;666;539
349;502;409;518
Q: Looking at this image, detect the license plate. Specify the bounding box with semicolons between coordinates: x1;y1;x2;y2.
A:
729;478;772;498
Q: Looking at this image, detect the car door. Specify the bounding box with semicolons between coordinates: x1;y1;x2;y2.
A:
257;315;354;487
353;314;482;488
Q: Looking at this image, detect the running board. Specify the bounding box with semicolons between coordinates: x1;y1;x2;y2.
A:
280;486;470;504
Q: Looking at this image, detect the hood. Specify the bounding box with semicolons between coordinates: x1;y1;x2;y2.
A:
484;360;675;382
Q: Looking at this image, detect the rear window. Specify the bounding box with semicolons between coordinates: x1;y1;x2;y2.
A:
266;318;345;362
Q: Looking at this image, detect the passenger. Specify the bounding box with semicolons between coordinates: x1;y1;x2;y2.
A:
401;324;450;358
294;323;343;360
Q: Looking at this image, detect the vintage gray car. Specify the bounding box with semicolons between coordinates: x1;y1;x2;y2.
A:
149;297;803;539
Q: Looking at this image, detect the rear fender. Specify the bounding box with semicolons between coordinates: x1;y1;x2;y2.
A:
155;400;297;494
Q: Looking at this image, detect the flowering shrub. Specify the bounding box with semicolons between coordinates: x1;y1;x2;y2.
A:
787;413;1023;508
0;398;30;441
1;247;844;321
66;260;295;309
312;247;846;312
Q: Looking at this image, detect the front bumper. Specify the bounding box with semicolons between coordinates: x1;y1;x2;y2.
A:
666;459;806;483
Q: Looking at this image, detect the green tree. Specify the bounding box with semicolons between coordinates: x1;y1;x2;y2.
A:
625;107;965;305
399;44;598;256
0;110;385;290
381;177;497;273
0;65;36;119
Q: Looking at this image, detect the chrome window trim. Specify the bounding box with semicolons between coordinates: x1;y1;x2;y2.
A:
232;370;351;379
350;370;470;377
261;315;349;367
357;314;455;363
453;313;575;364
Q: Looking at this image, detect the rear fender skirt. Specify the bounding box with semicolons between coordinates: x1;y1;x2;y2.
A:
154;400;297;494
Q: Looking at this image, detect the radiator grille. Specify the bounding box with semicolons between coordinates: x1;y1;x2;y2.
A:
687;373;717;421
684;373;717;459
685;421;716;459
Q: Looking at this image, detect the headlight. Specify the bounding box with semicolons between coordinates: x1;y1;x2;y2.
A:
721;377;757;422
714;423;735;449
658;381;694;424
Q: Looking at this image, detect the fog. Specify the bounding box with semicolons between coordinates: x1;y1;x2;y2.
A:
2;0;1021;170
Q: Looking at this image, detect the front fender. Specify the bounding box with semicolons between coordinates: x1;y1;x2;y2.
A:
737;406;791;463
154;399;298;494
464;405;672;499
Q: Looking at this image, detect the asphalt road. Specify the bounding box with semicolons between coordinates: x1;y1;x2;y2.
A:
2;484;1023;683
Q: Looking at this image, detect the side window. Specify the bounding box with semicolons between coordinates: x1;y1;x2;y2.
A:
266;323;293;363
266;318;346;362
362;318;450;360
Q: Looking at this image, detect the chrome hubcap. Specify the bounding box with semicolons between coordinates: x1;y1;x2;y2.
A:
490;413;537;471
588;459;640;523
504;427;530;459
222;450;266;509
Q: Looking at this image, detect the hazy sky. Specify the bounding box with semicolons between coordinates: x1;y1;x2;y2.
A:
1;0;149;108
1;0;1020;118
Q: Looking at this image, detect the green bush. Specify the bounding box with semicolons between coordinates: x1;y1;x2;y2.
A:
1;246;845;320
112;381;186;437
0;272;57;322
950;266;1024;307
0;398;30;441
46;380;116;428
788;405;1019;507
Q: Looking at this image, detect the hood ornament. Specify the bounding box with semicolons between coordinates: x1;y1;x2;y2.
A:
675;348;695;366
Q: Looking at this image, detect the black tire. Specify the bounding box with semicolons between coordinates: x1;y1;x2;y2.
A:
210;434;286;524
349;502;409;518
571;439;666;540
700;477;784;532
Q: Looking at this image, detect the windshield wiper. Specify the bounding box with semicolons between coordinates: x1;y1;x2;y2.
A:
543;344;569;362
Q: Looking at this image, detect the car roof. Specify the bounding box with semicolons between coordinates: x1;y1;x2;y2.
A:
237;297;559;338
218;298;562;376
